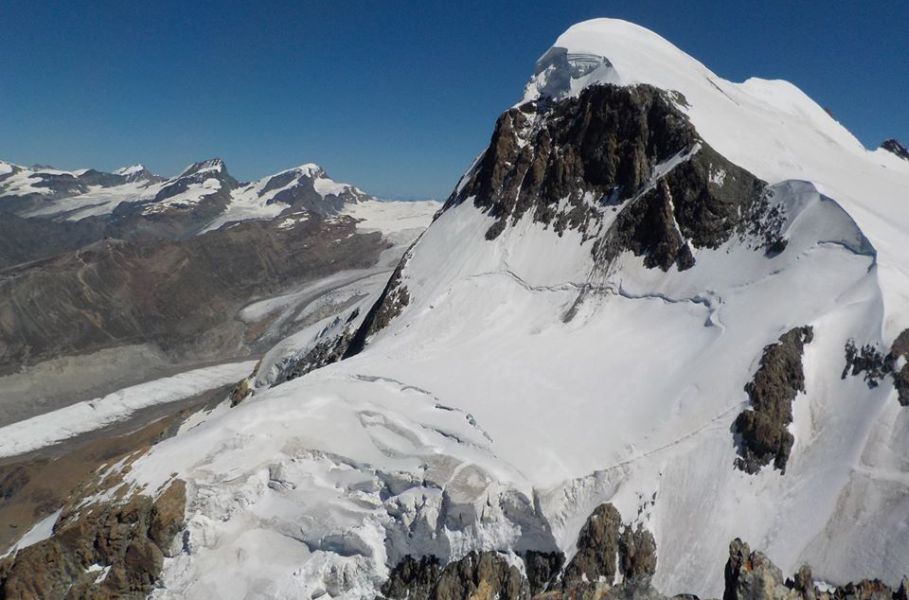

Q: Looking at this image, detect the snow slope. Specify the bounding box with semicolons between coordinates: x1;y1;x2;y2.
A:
24;178;159;219
68;19;909;600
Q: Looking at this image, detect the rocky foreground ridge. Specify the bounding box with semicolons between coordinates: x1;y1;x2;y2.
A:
3;495;907;600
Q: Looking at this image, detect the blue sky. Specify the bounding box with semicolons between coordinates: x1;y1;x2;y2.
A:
1;1;906;199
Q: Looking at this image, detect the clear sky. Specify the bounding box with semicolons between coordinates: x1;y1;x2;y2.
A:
1;1;906;199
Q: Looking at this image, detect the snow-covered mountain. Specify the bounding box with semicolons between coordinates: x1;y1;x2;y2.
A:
2;18;909;600
0;157;392;230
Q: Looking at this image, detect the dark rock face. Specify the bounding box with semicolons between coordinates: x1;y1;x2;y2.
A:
843;340;893;388
619;525;658;582
523;551;565;595
447;84;779;272
724;539;908;600
449;85;697;240
272;309;362;385
881;139;909;161
0;480;185;600
383;552;529;600
563;503;623;586
0;466;30;502
732;326;814;474
596;178;694;271
432;551;530;600
382;555;443;600
228;377;251;407
343;245;416;359
842;329;909;406
724;538;788;600
596;142;776;272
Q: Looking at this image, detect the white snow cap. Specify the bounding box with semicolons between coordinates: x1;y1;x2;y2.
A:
294;163;325;177
114;164;146;176
178;158;226;177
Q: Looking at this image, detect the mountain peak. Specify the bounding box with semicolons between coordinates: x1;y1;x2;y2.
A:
881;138;909;161
179;158;227;178
295;163;326;178
114;164;147;176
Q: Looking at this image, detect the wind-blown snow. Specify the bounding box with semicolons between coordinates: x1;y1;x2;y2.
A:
0;361;255;458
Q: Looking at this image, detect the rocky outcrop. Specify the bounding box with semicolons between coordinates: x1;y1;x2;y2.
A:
732;326;814;474
228;377;252;407
382;555;443;600
272;309;361;385
619;525;658;582
449;85;698;240
383;551;529;600
343;244;416;359
724;538;792;600
382;503;658;600
0;480;186;600
596;142;777;272
842;329;909;406
523;551;565;595
432;551;530;600
382;528;907;600
890;330;909;406
447;83;781;272
724;539;909;600
563;503;622;586
881;139;909;161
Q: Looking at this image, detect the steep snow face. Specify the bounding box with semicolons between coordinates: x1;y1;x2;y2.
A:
524;18;909;340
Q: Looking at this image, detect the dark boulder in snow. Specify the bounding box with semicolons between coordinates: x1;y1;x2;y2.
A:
842;328;909;406
732;326;813;474
563;502;623;586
